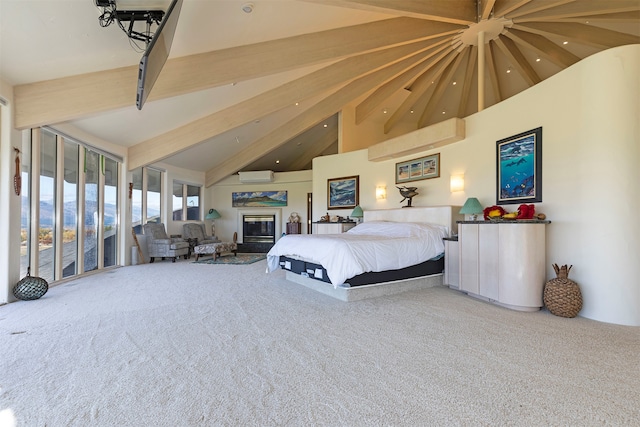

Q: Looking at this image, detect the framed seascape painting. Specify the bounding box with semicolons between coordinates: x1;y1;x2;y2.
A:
396;153;440;183
496;127;542;205
232;191;288;207
327;175;359;210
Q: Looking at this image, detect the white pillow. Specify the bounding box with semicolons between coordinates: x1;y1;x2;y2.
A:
347;221;449;239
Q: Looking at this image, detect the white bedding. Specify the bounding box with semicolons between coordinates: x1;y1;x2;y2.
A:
266;221;448;287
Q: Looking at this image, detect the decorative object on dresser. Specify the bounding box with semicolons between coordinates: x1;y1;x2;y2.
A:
395;153;440;183
460;197;483;220
497;127;542;205
397;186;418;208
544;264;583;318
327;175;359;210
13;267;48;300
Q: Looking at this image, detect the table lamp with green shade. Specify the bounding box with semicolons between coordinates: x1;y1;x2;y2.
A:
351;205;364;223
205;208;221;236
460;198;483;221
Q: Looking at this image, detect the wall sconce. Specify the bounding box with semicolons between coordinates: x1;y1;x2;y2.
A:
450;174;465;192
376;185;387;200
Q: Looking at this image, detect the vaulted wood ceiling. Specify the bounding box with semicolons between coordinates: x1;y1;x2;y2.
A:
9;0;640;186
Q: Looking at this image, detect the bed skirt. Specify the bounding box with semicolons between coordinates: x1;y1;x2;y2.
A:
278;255;444;287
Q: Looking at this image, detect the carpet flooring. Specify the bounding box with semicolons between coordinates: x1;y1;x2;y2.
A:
0;259;638;426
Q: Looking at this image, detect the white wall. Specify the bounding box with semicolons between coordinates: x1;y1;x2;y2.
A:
210;170;312;243
0;78;22;304
314;45;640;326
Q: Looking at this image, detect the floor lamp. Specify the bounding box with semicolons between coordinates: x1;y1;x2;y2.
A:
206;209;221;237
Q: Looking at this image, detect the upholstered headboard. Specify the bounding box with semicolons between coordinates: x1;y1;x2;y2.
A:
363;206;463;236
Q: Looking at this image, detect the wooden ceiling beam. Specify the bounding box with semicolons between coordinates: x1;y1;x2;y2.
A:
513;22;640;48
418;47;469;128
485;42;503;105
493;0;532;18
384;50;459;134
355;37;452;124
513;0;640;22
480;0;498;20
494;35;541;86
128;39;441;170
505;28;580;68
14;17;461;130
547;11;640;23
504;0;576;19
302;0;477;25
205;55;425;186
457;45;477;118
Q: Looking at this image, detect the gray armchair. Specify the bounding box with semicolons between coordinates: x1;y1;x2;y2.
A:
143;222;189;263
182;222;220;246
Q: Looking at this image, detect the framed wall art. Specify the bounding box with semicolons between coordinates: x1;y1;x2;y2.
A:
327;175;359;210
496;127;542;205
396;153;440;184
232;191;288;207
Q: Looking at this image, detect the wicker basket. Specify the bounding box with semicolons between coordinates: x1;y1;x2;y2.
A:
13;267;48;301
543;264;582;318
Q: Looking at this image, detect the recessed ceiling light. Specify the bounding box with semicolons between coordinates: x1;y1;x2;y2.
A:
506;67;511;73
295;102;299;106
442;111;446;115
275;160;280;164
536;57;541;62
410;110;414;114
563;41;569;45
382;109;388;114
323;124;328;128
452;81;457;85
242;3;254;13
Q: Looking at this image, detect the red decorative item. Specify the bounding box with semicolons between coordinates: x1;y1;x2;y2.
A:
517;204;536;219
483;205;506;220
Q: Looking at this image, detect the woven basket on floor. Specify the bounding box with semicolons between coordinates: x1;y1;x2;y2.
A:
543;264;582;318
13;267;48;301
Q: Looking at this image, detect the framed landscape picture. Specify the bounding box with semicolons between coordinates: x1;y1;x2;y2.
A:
496;127;542;205
232;191;288;207
327;175;359;210
396;153;440;183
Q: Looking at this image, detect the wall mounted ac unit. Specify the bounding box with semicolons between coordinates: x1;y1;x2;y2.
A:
238;170;274;183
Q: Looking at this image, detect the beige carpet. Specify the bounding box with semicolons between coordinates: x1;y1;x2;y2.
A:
0;259;638;426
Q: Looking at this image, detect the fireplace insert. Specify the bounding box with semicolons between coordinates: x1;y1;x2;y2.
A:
243;215;275;244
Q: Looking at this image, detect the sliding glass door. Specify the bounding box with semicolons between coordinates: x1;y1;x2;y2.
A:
23;128;122;282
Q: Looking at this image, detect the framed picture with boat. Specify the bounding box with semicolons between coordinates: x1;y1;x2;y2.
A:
496;127;542;205
327;175;359;210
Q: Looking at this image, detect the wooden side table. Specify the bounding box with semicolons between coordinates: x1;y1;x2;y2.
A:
286;222;301;234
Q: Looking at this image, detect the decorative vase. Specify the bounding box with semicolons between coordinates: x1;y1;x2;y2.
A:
13;267;48;301
543;264;582;318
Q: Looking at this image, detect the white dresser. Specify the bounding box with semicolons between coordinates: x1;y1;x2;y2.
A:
312;222;356;234
457;220;550;311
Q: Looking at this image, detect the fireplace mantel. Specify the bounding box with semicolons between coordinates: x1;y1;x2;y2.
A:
236;208;282;244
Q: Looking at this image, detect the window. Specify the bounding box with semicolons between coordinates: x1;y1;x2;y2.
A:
131;166;164;233
172;181;201;221
21;128;122;282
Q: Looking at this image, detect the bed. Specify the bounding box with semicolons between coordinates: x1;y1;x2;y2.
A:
266;206;462;300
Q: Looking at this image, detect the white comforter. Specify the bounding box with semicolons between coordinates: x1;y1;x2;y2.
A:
266;221;448;287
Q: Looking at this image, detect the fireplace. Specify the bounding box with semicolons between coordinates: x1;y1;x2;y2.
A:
236;208;282;252
243;215;275;244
